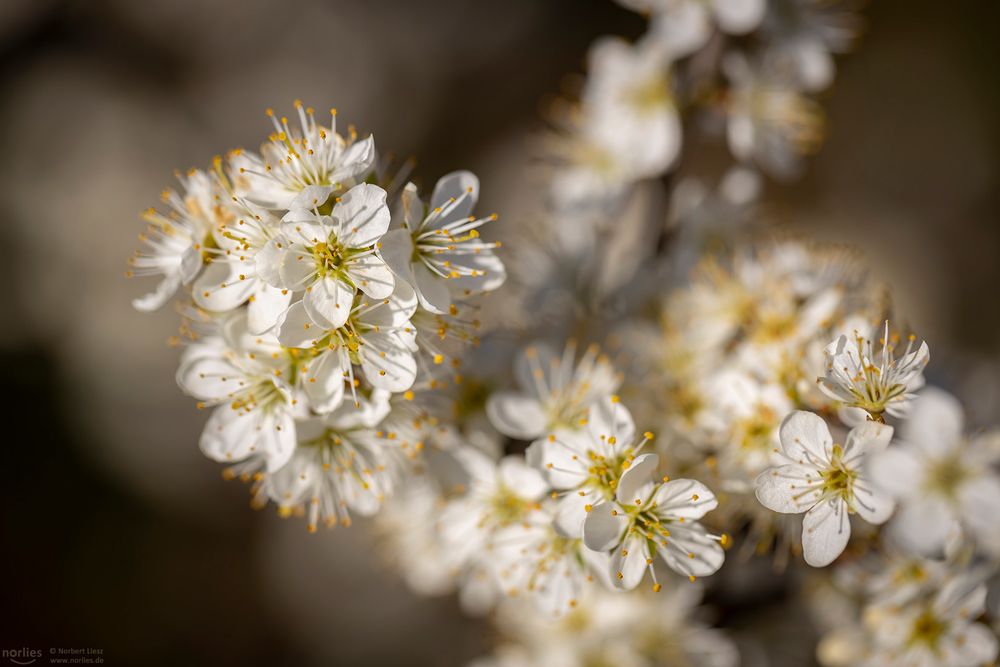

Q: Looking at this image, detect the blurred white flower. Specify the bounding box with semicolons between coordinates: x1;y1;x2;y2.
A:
755;411;895;566
724;53;825;178
818;321;929;420
864;574;998;667
381;171;505;314
633;0;767;57
261;389;397;530
869;388;1000;557
761;0;861;92
583;36;682;179
486;341;621;440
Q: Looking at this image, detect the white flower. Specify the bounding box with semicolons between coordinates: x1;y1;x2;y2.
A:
526;395;655;536
755;411;895;567
276;278;419;408
818;321;929;419
191;194;291;334
259;182;395;332
486;341;621;440
380;171;505;314
760;0;861;92
231;102;375;211
583;37;682;178
865;574;998;667
129;169;220;311
489;515;606;617
583;453;725;588
631;0;767;58
176;313;298;472
707;371;794;485
436;450;550;612
724;53;825;178
868;388;1000;557
262;389;397;530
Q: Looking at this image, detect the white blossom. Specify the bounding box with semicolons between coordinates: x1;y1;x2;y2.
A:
176;313;298;472
868;387;1000;557
381;171;505;314
818;321;929;420
755;411;895;566
231;102;375;211
583;452;726;588
487;342;621;440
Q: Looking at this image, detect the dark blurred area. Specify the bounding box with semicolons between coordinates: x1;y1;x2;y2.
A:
0;0;997;665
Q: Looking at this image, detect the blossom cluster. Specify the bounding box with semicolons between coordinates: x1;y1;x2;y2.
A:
131;0;1000;664
130;102;505;530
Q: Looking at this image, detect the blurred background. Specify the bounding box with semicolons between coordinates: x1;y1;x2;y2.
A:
0;0;997;665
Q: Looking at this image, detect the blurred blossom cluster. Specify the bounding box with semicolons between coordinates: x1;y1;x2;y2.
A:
128;0;1000;665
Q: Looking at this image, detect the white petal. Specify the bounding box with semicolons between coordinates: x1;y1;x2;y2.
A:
534;430;591;489
376;228;414;278
609;533;649;590
779;410;833;465
851;482;895;526
900;386;964;456
888;497;956;556
303;275;355;330
867;446;925;500
192;261;255;312
200;406;295;471
345;254;395;299
359;330;417;392
328;135;376;185
332;183;391;248
554;489;600;537
587;396;636;450
132;273;182;312
275;301;322;348
288;184;334;211
948;622;999;665
802;498;851;567
498;457;549;500
356;280;417;328
446;251;507;297
711;0;765;34
652;478;719;520
176;354;239;401
582;501;628;552
755;464;819;513
247;283;292;334
659;523;725;577
300;349;347;414
958;475;1000;548
430;170;479;223
615;453;659;506
486;392;547;440
412;261;452;314
843;420;894;462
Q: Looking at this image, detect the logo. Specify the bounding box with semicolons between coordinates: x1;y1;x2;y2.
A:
1;648;41;665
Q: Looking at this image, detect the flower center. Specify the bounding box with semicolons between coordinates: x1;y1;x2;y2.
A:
625;75;671;113
489;485;532;527
926;457;968;499
311;236;350;278
908;609;948;649
820;445;856;499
